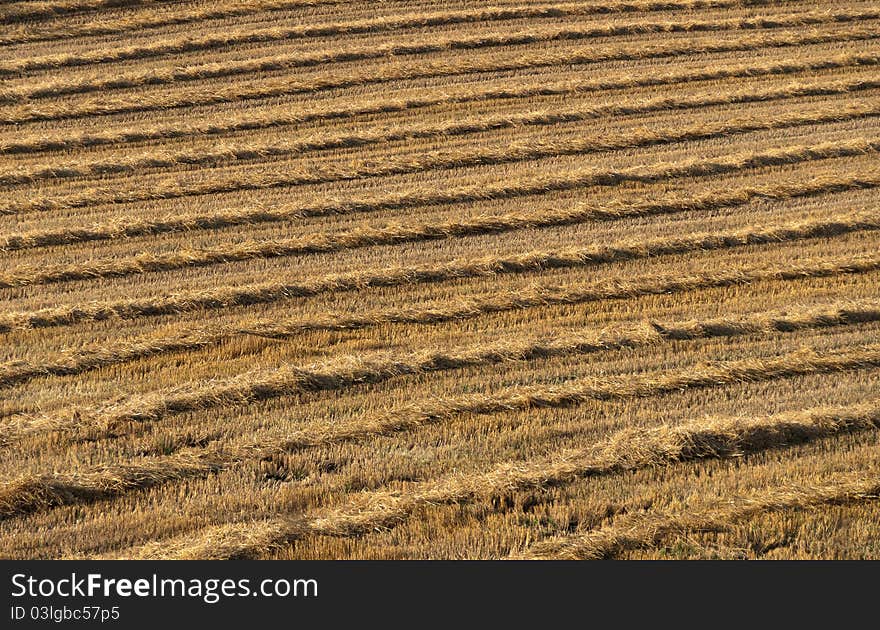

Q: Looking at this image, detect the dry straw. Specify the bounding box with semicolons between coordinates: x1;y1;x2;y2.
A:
0;0;802;45
5;52;876;156
3;27;874;123
6;76;879;185
4;309;879;445
106;403;880;559
6;10;876;102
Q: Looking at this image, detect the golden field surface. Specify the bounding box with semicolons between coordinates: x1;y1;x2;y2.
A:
0;0;879;560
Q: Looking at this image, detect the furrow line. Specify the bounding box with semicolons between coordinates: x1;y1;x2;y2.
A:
2;183;878;287
0;0;800;46
0;0;336;24
5;11;875;101
0;214;880;332
6;52;877;156
112;395;880;559
4;303;879;520
5;371;880;527
0;0;799;74
5;113;879;216
515;475;880;559
3;28;875;124
7;76;879;186
3;261;880;446
1;208;875;387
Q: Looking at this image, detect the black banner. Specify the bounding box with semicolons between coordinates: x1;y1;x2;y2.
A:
1;561;876;627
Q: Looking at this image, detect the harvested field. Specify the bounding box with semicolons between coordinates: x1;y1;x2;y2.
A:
1;0;878;560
